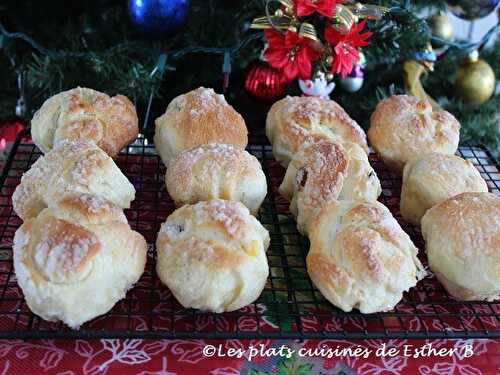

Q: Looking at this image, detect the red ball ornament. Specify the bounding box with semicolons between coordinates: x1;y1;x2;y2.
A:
0;120;27;151
244;60;286;103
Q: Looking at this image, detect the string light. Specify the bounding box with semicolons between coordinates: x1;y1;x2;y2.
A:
0;21;261;121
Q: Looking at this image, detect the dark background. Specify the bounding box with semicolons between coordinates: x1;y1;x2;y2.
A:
0;0;498;156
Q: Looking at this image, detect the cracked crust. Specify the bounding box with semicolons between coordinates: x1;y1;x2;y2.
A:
154;87;248;165
266;96;368;167
368;95;460;173
421;192;500;301
13;193;147;329
307;200;426;313
156;199;270;313
31;87;138;158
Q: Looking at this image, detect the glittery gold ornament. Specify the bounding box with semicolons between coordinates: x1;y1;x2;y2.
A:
455;51;496;105
428;12;454;46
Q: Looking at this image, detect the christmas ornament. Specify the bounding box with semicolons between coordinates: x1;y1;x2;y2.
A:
403;45;441;110
295;0;339;17
264;29;321;82
15;97;26;118
325;21;372;78
128;0;190;39
245;60;286;102
15;71;27;118
0;121;26;151
299;71;335;98
428;12;454;46
445;0;500;20
251;0;387;81
252;0;389;35
455;50;496;105
339;61;365;93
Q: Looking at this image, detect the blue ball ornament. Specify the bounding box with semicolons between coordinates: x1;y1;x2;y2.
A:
128;0;190;39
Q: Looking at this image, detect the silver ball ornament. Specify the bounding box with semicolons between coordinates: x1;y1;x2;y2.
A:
445;0;500;20
339;77;364;93
339;64;365;93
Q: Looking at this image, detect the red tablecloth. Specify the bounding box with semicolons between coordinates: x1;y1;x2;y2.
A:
0;338;498;374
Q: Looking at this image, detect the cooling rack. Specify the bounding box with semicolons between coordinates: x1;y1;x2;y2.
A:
0;128;499;339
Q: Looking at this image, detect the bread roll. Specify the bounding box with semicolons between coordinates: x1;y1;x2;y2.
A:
166;144;267;215
156;199;269;312
401;153;488;225
31;87;138;158
154;87;248;165
266;96;368;167
279;138;381;235
12;140;135;221
13;193;147;329
368;95;460;173
421;192;500;301
307;200;426;313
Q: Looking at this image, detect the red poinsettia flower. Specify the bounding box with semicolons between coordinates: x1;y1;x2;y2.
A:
325;20;372;77
295;0;342;18
264;29;321;82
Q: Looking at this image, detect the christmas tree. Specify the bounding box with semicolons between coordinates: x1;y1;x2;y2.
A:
0;0;498;157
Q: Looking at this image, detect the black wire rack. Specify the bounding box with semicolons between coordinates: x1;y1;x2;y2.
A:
0;128;499;339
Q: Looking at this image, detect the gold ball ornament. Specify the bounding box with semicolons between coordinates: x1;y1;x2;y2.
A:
455;51;496;105
428;12;454;46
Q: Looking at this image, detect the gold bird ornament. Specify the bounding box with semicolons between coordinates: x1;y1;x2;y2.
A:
403;45;441;110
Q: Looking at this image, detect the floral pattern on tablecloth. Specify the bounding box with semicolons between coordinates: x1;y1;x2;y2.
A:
0;338;498;374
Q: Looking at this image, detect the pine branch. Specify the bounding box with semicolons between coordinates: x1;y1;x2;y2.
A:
0;0;498;158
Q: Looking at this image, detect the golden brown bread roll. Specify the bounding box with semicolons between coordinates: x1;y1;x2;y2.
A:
166;143;267;215
154;87;248;165
12;140;135;221
421;192;500;301
13;193;147;329
401;153;488;225
266;96;368;167
368;95;460;173
156;199;270;312
31;87;139;158
279;138;381;235
307;200;426;313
